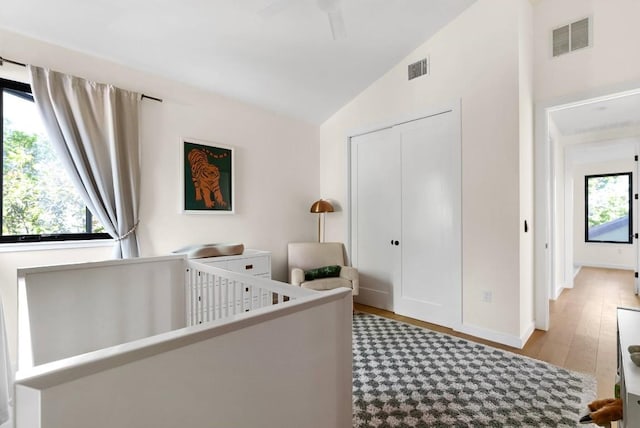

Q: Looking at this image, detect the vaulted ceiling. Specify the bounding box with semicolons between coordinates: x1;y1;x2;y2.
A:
0;0;476;124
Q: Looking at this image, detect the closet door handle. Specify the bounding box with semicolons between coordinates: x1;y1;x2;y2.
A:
394;240;399;246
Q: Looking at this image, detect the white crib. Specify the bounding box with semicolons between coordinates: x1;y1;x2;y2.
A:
14;255;353;428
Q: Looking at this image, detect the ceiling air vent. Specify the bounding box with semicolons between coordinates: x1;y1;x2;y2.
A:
408;57;429;81
553;17;590;57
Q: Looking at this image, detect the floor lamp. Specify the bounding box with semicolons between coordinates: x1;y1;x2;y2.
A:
310;199;334;242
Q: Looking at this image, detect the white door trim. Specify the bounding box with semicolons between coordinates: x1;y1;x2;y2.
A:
346;100;462;329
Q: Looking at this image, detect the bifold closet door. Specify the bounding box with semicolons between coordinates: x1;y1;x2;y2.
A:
350;128;401;311
350;106;461;327
394;111;461;328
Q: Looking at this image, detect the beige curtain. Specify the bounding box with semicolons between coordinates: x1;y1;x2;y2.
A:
28;66;141;258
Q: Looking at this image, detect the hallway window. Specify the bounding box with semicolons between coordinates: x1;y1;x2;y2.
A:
585;172;632;244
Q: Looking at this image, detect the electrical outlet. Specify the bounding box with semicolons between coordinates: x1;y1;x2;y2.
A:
482;291;492;303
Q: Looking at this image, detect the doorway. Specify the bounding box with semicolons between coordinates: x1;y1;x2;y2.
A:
535;88;640;330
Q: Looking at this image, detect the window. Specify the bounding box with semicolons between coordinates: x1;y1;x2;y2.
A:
585;172;632;244
0;77;109;243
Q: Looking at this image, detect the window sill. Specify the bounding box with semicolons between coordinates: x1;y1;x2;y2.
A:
585;241;633;246
0;239;114;253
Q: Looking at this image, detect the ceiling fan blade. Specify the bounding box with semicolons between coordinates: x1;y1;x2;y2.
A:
258;0;297;17
327;9;346;40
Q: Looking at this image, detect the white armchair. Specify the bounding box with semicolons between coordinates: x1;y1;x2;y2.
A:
287;242;359;295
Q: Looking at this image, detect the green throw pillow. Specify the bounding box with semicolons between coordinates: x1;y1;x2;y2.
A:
304;265;341;281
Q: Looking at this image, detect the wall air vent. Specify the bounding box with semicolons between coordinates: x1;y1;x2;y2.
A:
552;17;590;57
408;57;429;81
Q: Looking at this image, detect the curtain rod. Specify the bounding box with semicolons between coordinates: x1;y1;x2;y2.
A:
0;56;163;103
0;56;26;67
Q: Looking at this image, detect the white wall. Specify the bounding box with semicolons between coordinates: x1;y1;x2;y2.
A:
573;158;636;270
0;29;320;361
518;0;535;341
320;0;532;345
534;0;640;103
532;0;640;329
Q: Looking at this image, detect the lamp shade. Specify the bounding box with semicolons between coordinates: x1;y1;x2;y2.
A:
310;199;334;213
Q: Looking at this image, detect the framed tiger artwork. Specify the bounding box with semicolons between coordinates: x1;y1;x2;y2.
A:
181;138;234;214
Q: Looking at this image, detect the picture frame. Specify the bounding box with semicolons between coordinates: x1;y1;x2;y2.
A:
181;138;234;214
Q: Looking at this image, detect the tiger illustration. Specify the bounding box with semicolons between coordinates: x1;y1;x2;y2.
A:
187;148;227;209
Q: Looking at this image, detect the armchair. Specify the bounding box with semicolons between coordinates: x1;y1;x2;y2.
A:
287;242;359;296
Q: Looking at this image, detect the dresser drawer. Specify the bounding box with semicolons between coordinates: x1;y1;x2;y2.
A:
227;256;269;275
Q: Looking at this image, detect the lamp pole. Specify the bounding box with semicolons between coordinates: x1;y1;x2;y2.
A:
310;199;334;243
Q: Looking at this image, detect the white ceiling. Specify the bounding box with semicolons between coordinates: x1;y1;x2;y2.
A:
0;0;476;124
550;92;640;137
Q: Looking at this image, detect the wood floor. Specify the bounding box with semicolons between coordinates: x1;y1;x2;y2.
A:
355;267;639;401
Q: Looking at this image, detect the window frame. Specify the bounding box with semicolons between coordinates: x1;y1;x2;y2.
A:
0;77;111;244
584;171;633;245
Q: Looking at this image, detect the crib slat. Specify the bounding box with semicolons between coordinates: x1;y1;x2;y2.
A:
208;273;212;320
210;273;215;321
193;269;198;325
223;280;229;318
194;271;199;325
216;277;221;319
241;284;246;313
186;269;193;326
185;262;305;326
202;272;207;323
205;273;211;322
201;271;206;323
231;280;236;315
199;271;205;324
190;270;195;326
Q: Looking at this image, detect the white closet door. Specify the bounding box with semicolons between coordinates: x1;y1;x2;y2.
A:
350;128;401;310
395;110;461;328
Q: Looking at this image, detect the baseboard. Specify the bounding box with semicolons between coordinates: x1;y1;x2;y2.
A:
550;267;582;301
573;265;582;278
553;285;565;300
354;288;393;312
456;322;533;349
574;262;635;271
519;322;536;348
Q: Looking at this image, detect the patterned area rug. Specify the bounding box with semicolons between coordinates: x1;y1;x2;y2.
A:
352;313;597;427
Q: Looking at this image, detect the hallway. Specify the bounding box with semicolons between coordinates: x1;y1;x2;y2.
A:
526;267;638;398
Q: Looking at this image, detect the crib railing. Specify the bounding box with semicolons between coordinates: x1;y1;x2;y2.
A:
185;261;307;325
15;257;353;428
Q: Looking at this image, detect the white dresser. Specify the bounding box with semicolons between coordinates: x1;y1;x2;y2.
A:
197;249;271;279
189;250;272;322
617;307;640;427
